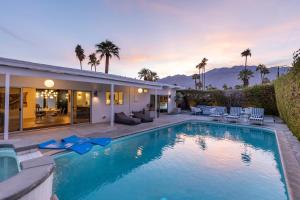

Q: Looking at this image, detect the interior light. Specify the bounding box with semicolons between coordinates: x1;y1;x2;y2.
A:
44;80;55;88
143;89;148;93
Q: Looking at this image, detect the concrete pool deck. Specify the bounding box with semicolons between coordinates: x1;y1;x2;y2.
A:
5;113;300;200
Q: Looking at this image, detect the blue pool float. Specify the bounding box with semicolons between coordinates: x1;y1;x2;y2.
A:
38;139;74;149
62;135;112;147
39;135;112;155
68;142;93;155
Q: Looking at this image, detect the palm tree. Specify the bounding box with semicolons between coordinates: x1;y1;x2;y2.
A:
96;40;120;73
196;63;203;89
138;68;150;80
88;53;100;72
238;69;254;87
138;68;159;81
256;64;270;84
241;48;251;70
192;74;200;89
196;57;208;90
200;58;208;90
149;71;159;81
75;45;85;70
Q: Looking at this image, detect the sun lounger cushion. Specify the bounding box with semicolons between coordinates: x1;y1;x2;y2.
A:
249;115;263;120
226;115;240;119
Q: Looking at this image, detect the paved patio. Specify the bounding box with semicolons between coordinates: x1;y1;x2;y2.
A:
5;113;300;200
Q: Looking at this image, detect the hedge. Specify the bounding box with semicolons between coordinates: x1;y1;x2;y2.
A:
177;84;278;115
274;69;300;140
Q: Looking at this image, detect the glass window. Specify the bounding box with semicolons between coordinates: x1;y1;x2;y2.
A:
106;92;123;105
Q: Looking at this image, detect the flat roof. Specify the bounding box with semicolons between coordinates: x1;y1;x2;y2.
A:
0;57;183;89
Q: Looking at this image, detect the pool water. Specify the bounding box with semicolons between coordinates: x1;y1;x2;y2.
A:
54;121;289;200
0;148;20;182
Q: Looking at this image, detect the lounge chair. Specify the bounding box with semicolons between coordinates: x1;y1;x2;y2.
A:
115;112;141;125
209;106;227;121
249;108;264;125
132;111;153;123
200;106;214;115
191;107;201;115
226;107;242;122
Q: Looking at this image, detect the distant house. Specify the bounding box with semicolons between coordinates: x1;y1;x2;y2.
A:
0;57;180;139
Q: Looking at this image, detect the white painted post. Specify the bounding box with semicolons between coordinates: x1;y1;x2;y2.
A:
110;84;114;127
4;73;10;140
154;89;158;119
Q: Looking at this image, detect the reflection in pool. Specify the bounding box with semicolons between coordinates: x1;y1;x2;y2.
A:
54;121;289;200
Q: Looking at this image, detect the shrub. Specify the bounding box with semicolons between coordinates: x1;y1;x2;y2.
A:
177;84;278;115
274;69;300;140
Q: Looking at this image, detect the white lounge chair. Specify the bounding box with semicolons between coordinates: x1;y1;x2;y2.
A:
226;107;242;122
191;107;201;115
249;108;264;125
209;106;227;121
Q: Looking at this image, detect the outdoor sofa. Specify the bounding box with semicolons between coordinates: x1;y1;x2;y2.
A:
115;112;141;125
132;111;154;123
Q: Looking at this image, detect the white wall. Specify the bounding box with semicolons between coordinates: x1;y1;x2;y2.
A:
91;85;155;123
0;75;177;124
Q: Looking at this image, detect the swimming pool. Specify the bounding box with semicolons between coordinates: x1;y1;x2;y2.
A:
54;121;289;200
0;148;20;182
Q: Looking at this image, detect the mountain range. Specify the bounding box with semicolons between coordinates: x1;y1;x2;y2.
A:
158;65;290;89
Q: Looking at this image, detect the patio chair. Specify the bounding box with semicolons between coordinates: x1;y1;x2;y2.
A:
249;108;264;125
202;106;214;115
132;111;153;123
226;107;242;122
191;107;201;115
115;112;141;125
209;106;227;121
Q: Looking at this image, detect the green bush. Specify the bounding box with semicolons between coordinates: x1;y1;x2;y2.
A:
274;69;300;140
244;85;278;115
178;84;278;115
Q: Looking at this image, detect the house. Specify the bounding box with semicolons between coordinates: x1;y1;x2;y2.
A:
0;57;180;140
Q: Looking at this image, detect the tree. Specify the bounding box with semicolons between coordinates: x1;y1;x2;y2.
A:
235;85;243;90
256;64;270;84
222;84;228;90
148;71;159;81
206;84;217;91
88;53;100;72
200;58;208;90
238;69;254;87
192;74;200;89
195;57;208;90
75;45;85;70
138;68;159;82
241;48;251;70
293;48;300;71
96;40;120;73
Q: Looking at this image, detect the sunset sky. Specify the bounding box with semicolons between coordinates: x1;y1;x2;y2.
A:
0;0;299;78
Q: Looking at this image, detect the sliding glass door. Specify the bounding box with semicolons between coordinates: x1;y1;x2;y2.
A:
73;91;91;124
0;88;21;133
22;88;71;130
